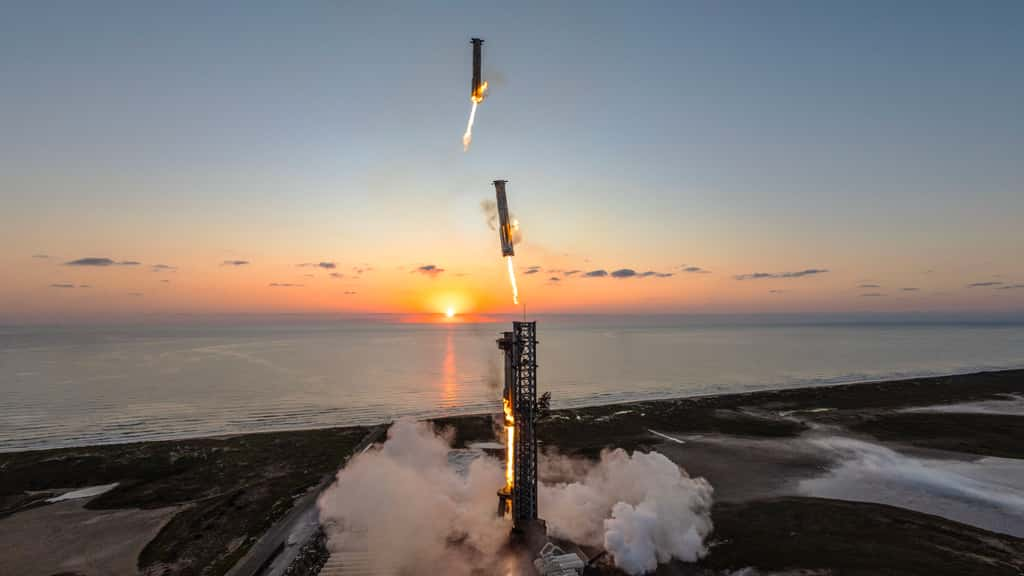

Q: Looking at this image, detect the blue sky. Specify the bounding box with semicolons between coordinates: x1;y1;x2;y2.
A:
2;1;1022;320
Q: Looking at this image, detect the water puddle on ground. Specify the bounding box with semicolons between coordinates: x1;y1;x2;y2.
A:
799;436;1024;536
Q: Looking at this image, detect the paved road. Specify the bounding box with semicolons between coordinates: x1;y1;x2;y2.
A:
225;425;386;576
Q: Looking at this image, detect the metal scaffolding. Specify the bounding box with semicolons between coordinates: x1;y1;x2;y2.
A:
497;321;539;532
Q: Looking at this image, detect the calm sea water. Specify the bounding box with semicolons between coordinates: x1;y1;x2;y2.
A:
2;316;1024;452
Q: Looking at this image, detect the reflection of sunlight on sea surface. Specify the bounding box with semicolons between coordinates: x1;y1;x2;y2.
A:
3;318;1024;451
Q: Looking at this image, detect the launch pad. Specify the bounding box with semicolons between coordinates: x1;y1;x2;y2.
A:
497;321;544;540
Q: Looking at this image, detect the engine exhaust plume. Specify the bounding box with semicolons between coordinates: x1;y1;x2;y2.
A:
506;255;519;305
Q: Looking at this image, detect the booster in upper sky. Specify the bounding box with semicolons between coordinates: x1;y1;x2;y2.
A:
471;38;485;102
494;180;515;257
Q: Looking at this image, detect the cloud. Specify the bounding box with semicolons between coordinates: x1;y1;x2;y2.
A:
32;254;49;259
353;266;373;275
151;264;177;271
968;281;1003;287
79;284;90;288
735;269;828;280
768;289;786;294
997;284;1024;290
222;260;250;266
564;270;581;276
65;257;114;266
118;261;141;266
299;261;337;269
414;265;445;278
858;283;881;288
269;282;304;287
344;290;357;295
860;292;885;297
901;287;919;292
548;277;561;283
160;279;170;284
608;269;674;279
128;292;144;297
523;266;541;275
49;283;75;288
584;269;609;277
680;266;710;274
330;272;345;279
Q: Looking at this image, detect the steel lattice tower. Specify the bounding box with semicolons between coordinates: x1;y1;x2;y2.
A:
496;321;539;532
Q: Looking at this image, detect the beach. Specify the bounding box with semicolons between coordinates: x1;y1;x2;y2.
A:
2;369;1022;575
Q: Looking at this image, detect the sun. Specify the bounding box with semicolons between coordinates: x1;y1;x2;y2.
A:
445;307;456;318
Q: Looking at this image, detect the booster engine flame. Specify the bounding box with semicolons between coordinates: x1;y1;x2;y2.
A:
462;82;488;152
506;255;519;305
503;398;514;490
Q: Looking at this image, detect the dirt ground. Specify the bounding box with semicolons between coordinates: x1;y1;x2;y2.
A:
0;498;177;576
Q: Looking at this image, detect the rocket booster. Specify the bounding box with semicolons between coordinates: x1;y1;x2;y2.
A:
494;180;515;257
471;38;485;101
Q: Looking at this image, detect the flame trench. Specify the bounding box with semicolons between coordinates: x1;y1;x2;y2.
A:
506;255;519;305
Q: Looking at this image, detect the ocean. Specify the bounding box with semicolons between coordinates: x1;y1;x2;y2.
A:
2;316;1023;452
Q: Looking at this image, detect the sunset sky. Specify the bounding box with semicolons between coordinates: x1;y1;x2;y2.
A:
2;1;1023;322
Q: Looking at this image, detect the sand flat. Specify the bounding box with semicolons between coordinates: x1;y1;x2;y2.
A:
0;499;178;576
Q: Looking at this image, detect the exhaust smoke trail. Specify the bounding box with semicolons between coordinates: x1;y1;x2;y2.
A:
506;255;519;305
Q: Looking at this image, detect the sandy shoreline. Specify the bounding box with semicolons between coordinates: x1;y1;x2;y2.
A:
1;369;1022;575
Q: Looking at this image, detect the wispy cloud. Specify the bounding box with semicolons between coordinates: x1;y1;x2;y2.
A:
680;265;710;274
523;266;541;275
344;290;357;295
997;284;1024;290
222;260;250;267
768;289;786;294
735;269;828;281
330;272;345;279
128;292;144;297
65;257;141;267
269;282;303;287
860;292;885;297
563;270;581;277
584;269;608;277
548;277;561;283
858;283;881;289
901;287;919;292
32;254;49;259
414;264;445;278
968;281;1003;287
49;283;75;288
151;264;177;272
299;261;337;269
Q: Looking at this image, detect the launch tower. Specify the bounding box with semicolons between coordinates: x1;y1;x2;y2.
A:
497;321;540;534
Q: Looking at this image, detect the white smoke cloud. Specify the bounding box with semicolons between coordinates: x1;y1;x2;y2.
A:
540;449;714;574
319;422;714;575
317;419;509;575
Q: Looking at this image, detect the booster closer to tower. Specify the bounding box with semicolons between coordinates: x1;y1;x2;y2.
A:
494;180;515;257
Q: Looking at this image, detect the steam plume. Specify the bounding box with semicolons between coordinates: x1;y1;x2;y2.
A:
540;449;714;574
319;423;714;575
318;419;509;575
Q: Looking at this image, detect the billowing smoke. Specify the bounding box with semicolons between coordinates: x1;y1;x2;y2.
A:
317;419;509;575
319;422;714;575
540;449;714;574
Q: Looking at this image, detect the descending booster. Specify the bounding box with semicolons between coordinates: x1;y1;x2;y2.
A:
471;38;485;102
494;180;515;257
